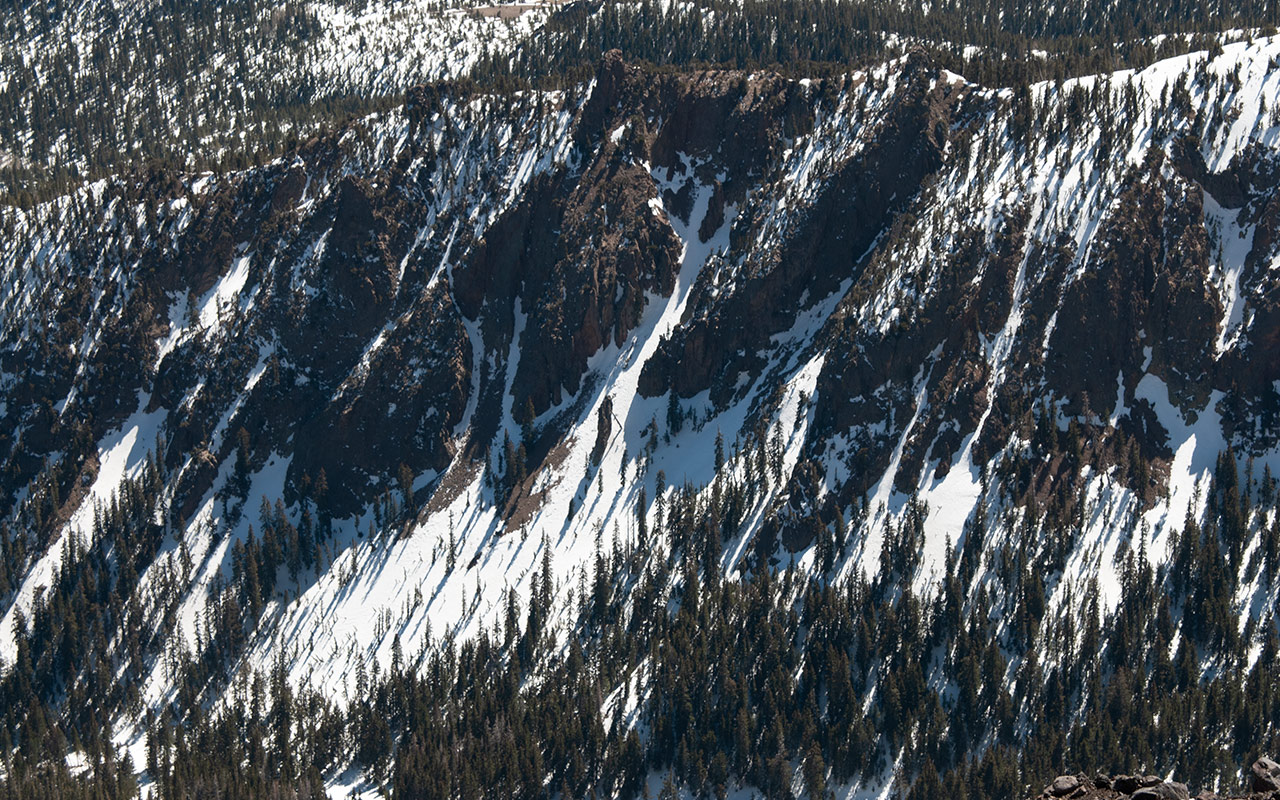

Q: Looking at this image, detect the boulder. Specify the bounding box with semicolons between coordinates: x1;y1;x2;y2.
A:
1252;757;1280;793
1131;782;1190;800
1115;775;1164;794
1046;775;1082;796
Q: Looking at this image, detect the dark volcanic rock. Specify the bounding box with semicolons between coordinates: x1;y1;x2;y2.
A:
640;54;964;408
1114;776;1166;794
1029;764;1280;800
270;165;307;213
324;175;395;318
1131;782;1190;800
1047;775;1084;796
1046;154;1219;419
591;395;613;466
289;288;472;517
1252;757;1280;793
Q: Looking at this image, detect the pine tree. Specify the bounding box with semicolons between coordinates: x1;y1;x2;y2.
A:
667;390;682;436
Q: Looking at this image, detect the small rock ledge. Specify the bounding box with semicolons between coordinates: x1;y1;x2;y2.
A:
1033;758;1280;800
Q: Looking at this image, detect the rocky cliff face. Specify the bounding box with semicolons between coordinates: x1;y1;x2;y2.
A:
2;37;1280;797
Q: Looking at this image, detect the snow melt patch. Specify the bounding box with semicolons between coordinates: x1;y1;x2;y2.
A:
1203;191;1256;354
199;254;252;330
1134;374;1228;542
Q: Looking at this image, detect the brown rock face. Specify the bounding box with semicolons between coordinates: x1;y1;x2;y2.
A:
513;156;681;414
453;51;820;479
639;54;963;407
324;175;395;319
290;288;472;516
453;156;681;449
270;166;307;213
1046;154;1219;419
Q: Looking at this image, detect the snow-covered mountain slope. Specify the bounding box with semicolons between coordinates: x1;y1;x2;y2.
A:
3;35;1280;798
7;0;1273;206
0;0;549;190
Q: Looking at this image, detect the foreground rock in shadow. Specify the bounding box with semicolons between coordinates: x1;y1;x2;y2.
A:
1034;759;1280;800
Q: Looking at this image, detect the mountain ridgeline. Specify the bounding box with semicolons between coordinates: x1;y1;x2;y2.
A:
0;37;1280;800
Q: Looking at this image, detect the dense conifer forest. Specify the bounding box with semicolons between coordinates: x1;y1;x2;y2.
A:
1;440;1277;798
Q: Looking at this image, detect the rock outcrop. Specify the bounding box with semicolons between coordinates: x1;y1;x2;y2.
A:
1253;758;1280;794
1033;760;1280;800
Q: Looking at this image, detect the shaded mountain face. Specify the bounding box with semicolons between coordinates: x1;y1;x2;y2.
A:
2;38;1280;798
